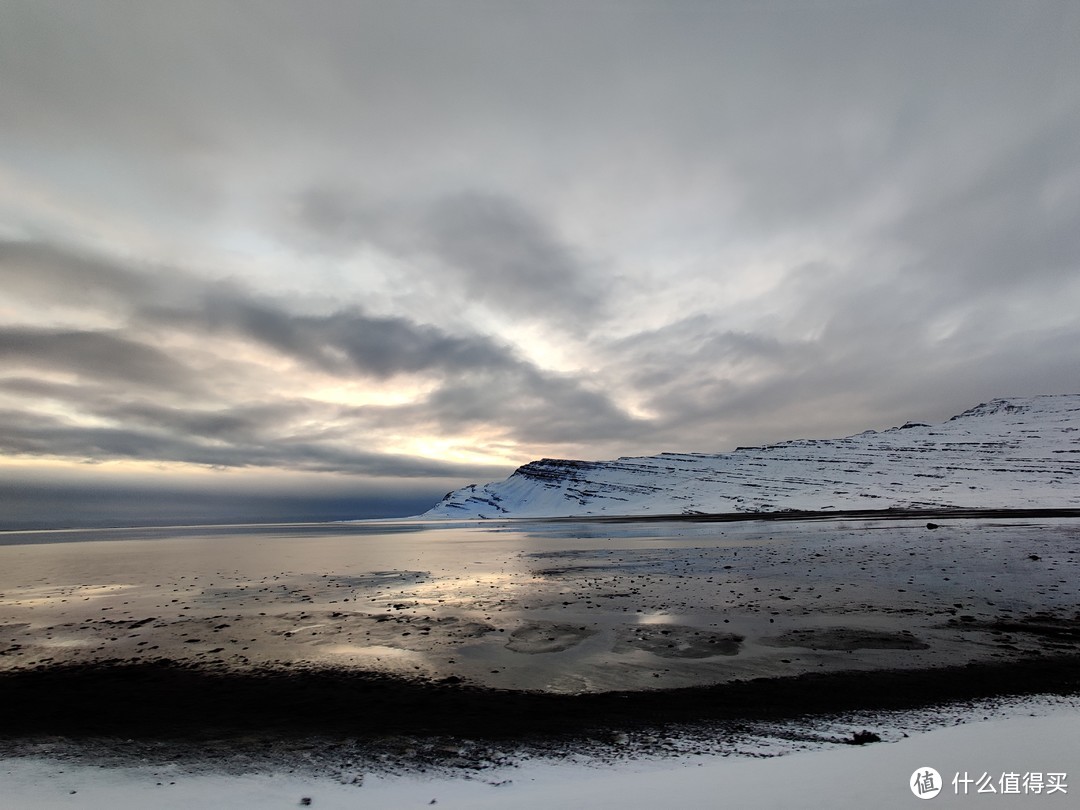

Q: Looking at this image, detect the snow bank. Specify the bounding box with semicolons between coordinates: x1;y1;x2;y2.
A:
4;702;1077;809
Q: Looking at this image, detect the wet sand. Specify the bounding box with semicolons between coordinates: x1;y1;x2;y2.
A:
2;510;1079;744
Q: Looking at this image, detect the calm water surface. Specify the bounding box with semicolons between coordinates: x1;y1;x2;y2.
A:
2;518;1078;692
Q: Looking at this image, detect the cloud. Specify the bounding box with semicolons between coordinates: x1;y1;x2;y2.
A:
422;191;601;318
0;404;506;479
147;292;522;379
0;238;639;473
1;238;526;378
1;1;1079;495
884;123;1080;296
288;188;602;325
416;366;646;444
0;241;152;304
0;328;200;391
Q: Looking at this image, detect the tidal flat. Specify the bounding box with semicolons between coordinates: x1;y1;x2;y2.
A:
1;514;1079;746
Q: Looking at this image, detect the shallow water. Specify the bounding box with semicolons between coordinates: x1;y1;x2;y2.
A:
2;517;1079;692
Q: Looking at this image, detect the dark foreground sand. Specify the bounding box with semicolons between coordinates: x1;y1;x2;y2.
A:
2;653;1080;742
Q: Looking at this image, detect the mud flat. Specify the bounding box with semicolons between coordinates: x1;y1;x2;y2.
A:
1;511;1079;744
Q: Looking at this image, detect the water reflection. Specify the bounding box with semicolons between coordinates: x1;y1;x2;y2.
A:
1;518;1077;693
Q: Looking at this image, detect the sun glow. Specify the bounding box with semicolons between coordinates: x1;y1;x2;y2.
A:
390;436;525;468
303;378;438;409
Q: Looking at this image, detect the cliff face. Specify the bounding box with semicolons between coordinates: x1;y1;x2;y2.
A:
423;395;1080;518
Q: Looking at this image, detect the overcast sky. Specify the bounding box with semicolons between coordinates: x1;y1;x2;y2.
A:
1;1;1078;517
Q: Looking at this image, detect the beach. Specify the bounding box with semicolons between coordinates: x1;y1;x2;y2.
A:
2;512;1079;805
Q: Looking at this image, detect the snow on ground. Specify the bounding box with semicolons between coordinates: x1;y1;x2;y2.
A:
426;395;1080;518
3;698;1078;809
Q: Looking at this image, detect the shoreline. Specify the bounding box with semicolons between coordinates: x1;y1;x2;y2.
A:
6;506;1080;538
541;506;1080;524
7;704;1078;809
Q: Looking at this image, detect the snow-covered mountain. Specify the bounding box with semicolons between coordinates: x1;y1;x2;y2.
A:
424;395;1080;518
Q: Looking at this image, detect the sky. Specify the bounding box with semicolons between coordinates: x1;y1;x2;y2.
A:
1;1;1079;525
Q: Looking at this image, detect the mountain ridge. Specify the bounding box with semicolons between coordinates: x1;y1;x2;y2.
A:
423;394;1080;518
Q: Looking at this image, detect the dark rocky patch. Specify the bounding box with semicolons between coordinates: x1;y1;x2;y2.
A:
760;627;930;651
844;729;882;745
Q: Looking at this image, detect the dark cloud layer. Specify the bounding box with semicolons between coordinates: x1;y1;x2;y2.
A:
0;238;639;476
0;328;198;391
0;479;446;530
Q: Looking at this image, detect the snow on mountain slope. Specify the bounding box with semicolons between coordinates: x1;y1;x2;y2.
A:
424;395;1080;518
